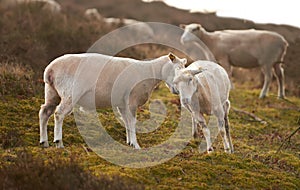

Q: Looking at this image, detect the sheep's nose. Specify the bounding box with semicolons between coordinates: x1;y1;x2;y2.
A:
172;87;179;95
181;98;190;105
180;36;185;44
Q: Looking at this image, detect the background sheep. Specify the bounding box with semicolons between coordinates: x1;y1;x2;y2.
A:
84;8;154;41
84;8;102;21
2;0;61;13
180;23;288;99
39;53;186;149
173;60;233;153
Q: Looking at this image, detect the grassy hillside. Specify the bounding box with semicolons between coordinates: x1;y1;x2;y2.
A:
0;2;299;189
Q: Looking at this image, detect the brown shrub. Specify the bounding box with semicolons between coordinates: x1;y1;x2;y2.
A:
0;150;144;190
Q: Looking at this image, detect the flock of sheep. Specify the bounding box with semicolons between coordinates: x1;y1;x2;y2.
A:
11;1;286;153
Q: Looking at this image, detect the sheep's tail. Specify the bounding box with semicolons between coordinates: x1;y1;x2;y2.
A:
44;68;54;86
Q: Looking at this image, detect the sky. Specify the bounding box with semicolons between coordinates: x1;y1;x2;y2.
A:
144;0;300;28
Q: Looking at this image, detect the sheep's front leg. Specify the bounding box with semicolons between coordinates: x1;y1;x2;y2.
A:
54;97;73;148
118;107;140;149
117;107;131;145
195;114;213;153
127;106;140;149
192;118;201;138
128;116;140;149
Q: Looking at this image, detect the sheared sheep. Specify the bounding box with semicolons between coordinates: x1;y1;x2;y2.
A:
173;60;233;153
180;23;288;98
39;53;186;149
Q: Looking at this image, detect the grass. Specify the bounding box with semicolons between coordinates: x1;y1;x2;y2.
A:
0;83;299;189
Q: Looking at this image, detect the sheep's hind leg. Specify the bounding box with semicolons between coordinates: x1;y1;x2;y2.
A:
39;84;59;147
217;117;231;153
39;104;57;147
259;66;273;98
273;63;285;99
54;97;73;148
224;100;233;153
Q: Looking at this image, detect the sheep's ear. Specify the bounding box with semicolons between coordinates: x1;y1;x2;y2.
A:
173;75;182;84
182;58;187;66
168;53;176;62
190;67;205;76
179;24;186;29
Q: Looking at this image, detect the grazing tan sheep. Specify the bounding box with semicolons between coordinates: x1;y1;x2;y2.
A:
180;23;288;98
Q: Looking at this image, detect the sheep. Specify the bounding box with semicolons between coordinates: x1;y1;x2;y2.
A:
39;53;186;149
180;23;288;99
83;8;143;26
2;0;61;13
84;8;102;21
173;60;233;153
83;9;154;40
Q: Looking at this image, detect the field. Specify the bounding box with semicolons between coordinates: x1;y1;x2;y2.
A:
0;1;299;189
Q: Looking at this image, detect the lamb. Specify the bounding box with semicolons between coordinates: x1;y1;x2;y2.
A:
39;53;186;149
180;23;288;99
173;60;233;153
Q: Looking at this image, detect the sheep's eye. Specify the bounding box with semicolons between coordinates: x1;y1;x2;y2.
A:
192;27;199;32
188;78;192;84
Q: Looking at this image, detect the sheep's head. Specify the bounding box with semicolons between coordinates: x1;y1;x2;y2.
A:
180;23;206;44
173;68;204;106
163;53;187;94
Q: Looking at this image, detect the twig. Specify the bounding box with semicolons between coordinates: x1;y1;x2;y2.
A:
81;145;91;155
269;94;300;111
232;107;267;124
276;125;300;153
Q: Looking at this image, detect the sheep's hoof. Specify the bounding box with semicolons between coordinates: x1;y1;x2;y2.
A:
259;94;266;99
131;143;141;150
207;147;214;154
40;141;49;148
134;145;141;150
225;148;233;154
54;140;64;148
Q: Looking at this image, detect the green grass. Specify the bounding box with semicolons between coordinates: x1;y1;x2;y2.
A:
0;83;299;189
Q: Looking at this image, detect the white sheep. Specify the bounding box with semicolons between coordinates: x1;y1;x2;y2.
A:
173;60;233;153
39;53;186;149
84;8;102;21
180;23;288;99
83;9;154;41
2;0;61;13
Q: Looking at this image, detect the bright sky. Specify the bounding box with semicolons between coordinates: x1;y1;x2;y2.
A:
144;0;300;28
